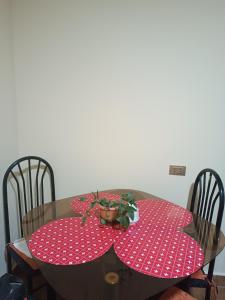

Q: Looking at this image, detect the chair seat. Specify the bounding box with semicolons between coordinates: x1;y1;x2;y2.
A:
8;242;39;271
181;270;218;300
13;238;32;258
158;286;197;300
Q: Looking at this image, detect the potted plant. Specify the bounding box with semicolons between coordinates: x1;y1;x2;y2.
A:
80;191;138;229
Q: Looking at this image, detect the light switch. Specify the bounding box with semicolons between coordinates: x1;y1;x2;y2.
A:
169;165;186;176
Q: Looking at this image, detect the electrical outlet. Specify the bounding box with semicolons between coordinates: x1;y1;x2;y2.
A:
169;165;186;176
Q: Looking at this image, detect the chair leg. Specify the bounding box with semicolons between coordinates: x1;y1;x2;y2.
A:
6;247;12;273
7;257;12;274
207;259;215;282
205;285;211;300
205;258;215;300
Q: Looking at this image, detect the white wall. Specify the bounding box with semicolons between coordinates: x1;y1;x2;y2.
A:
0;0;18;275
11;0;225;274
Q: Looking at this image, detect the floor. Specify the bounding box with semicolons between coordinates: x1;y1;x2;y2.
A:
31;276;225;300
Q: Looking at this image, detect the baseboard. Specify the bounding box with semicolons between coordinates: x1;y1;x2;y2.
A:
214;272;225;276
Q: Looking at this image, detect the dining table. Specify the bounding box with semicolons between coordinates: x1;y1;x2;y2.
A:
22;189;225;300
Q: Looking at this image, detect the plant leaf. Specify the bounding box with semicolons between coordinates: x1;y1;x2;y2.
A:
80;197;86;202
118;205;127;214
90;201;97;208
100;218;106;224
117;215;130;228
111;202;119;208
82;216;87;223
128;210;134;220
126;206;136;213
99;198;111;208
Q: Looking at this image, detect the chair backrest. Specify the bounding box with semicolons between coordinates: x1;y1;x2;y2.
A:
188;169;224;299
190;168;224;233
3;156;55;244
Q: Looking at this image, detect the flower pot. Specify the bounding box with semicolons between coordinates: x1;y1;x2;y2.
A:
99;205;118;222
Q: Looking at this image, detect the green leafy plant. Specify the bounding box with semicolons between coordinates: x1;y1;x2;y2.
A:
80;191;137;229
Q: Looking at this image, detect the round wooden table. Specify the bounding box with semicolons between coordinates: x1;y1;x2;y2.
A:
22;189;225;300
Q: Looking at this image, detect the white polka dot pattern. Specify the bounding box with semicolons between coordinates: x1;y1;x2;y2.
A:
138;199;193;229
28;197;204;279
114;199;204;278
114;227;204;278
28;217;119;265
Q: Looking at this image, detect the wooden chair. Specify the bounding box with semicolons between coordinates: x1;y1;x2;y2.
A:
187;168;224;300
156;168;224;300
2;156;56;297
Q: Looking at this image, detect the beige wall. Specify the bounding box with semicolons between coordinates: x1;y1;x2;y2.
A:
1;0;224;275
0;0;18;275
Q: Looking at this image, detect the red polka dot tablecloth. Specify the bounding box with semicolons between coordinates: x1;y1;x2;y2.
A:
114;224;204;278
137;198;193;229
113;199;204;278
28;217;122;265
28;196;204;279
